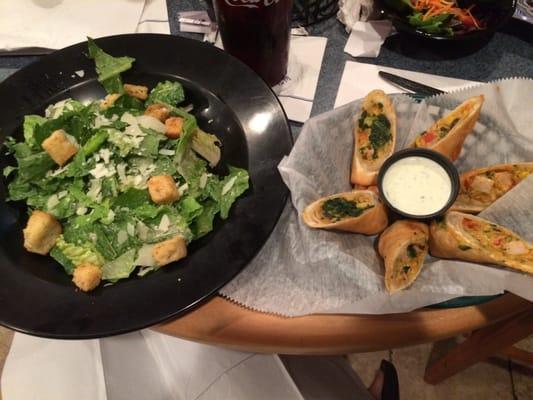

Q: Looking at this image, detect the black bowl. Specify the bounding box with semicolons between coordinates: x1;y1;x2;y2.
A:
377;148;460;220
380;0;517;42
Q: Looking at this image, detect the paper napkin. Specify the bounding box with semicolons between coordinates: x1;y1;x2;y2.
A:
135;0;171;34
337;0;378;31
208;32;327;123
0;0;169;55
344;21;393;58
334;61;479;108
275;36;328;123
2;331;304;400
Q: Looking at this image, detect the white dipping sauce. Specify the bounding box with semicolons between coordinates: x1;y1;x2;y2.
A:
382;156;452;215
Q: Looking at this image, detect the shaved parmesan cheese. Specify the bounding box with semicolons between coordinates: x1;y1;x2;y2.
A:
57;190;68;199
158;214;170;232
134;244;156;267
159;149;175;156
178;183;188;196
45;99;69;118
87;179;102;202
116;163;127;182
47;194;59;210
117;230;128;245
93;113;112;128
106;210;115;222
121;112;138;127
89;233;98;243
89;163;116;179
64;132;79;147
137;266;156;277
126;223;135;236
75;70;85;78
46;164;68;177
199;173;208;189
136;221;149;241
137;115;166;134
222;176;237;196
99;148;112;164
76;206;88;215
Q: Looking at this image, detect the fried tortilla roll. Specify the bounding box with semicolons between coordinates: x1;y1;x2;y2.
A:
452;163;533;213
429;211;533;274
302;190;388;235
351;90;397;186
378;220;429;293
412;95;484;161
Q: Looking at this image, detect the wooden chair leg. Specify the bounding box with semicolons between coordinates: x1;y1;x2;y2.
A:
500;345;533;366
424;307;533;384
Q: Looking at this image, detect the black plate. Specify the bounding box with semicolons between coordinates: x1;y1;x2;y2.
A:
0;34;292;339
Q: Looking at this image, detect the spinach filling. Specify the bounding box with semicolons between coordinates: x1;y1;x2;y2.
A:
358;111;392;159
322;198;374;221
407;244;417;258
438;117;460;138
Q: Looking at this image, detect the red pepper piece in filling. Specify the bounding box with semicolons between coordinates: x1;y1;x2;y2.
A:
462;218;479;230
422;131;436;144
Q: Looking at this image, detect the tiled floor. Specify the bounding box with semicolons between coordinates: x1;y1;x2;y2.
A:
0;326;531;399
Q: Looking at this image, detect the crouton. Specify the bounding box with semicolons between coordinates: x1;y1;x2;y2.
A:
164;117;184;139
100;93;121;109
152;236;187;267
144;103;170;122
23;210;62;255
147;175;180;204
41;129;78;166
124;84;148;100
72;263;102;292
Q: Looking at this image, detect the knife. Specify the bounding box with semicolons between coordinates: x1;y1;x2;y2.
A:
378;71;445;96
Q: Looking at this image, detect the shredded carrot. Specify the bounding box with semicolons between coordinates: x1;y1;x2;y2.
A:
410;0;481;29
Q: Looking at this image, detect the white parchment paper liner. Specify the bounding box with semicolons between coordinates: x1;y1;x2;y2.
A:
220;78;533;316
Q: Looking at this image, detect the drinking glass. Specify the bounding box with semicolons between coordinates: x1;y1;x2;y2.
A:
213;0;294;87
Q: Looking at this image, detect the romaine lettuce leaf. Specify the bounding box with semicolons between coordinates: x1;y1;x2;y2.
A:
134;130;163;158
101;249;136;280
178;195;203;223
191;129;221;167
192;200;219;239
218;167;249;219
87;37;135;94
17;152;55;182
50;245;76;275
23;115;46;149
63;223;117;261
82;129;109;156
175;116;198;164
146;80;185;106
104;94;144;118
113;188;150;209
34;104;96;146
54;235;105;269
45;99;85;119
176;150;208;198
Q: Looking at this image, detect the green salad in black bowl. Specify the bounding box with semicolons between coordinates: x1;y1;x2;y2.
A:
381;0;517;40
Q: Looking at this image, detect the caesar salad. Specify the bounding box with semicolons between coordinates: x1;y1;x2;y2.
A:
3;38;249;292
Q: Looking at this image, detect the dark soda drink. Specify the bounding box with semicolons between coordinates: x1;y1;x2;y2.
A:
213;0;293;87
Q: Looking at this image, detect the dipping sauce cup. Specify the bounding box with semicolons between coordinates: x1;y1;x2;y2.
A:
377;148;460;220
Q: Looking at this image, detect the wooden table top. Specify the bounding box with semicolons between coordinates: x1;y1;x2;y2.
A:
154;293;532;355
